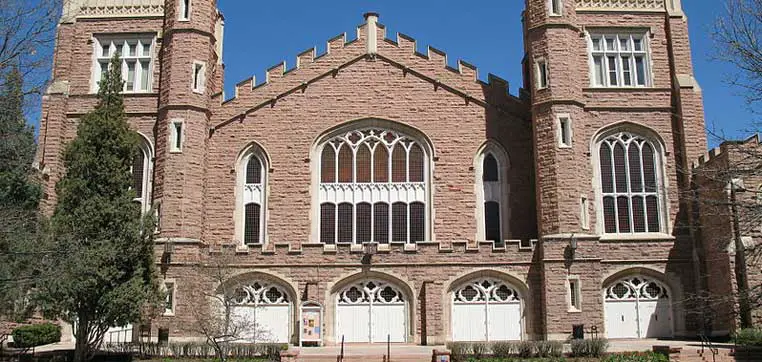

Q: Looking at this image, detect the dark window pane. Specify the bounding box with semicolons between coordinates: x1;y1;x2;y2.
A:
410;202;425;242
613;142;628;193
338;145;353;183
642;143;657;192
374;202;389;243
132;150;145;198
485;201;501;242
246;156;261;184
320;203;335;244
374;146;389;182
646;195;660;232
632;195;646;232
244;203;261;244
337;203;353;243
392;145;407;182
603;196;617;233
392;202;407;242
321;147;335;183
628;145;643;192
483;154;499;182
617;196;631;233
409;144;425;182
356;146;371;183
600;143;613;193
356;203;371;243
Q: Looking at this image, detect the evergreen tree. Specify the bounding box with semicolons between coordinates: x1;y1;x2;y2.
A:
0;66;42;323
38;56;161;362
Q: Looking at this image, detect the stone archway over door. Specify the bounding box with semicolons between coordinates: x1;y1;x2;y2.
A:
230;282;292;343
451;279;522;341
604;276;672;339
335;280;407;343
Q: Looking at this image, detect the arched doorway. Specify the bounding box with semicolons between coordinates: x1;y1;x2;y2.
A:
229;281;293;343
451;279;522;341
335;280;407;343
603;275;672;339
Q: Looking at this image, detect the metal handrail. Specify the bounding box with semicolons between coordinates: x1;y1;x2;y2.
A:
336;335;345;362
699;333;718;362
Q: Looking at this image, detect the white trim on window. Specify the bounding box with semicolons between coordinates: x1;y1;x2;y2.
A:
549;0;563;16
557;114;573;148
474;141;511;244
131;133;154;215
91;35;155;94
580;195;590;230
591;123;670;237
163;280;176;316
170;119;184;153
535;58;549;90
567;276;582;312
178;0;190;21
234;143;269;247
192;61;206;94
587;31;651;88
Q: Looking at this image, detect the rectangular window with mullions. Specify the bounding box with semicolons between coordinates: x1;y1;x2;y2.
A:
94;37;153;93
589;33;650;87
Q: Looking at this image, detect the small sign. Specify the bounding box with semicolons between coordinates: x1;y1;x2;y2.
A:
300;302;323;345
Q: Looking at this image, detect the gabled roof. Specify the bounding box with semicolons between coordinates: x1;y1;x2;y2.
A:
211;14;526;133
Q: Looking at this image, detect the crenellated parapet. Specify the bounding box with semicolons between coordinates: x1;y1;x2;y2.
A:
575;0;678;12
61;0;164;22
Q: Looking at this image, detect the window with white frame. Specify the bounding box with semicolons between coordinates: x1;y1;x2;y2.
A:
170;120;183;153
568;278;581;311
558;115;572;148
319;128;429;244
589;33;650;87
549;0;563;15
192;61;206;93
178;0;190;21
536;59;548;89
163;281;175;315
597;131;664;234
131;141;152;214
94;36;154;93
476;143;510;244
239;150;267;245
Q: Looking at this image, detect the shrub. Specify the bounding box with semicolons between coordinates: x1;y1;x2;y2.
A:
11;323;62;348
471;342;489;359
490;341;516;358
603;351;669;362
535;340;563;358
446;342;471;362
571;337;608;357
735;328;762;347
516;340;534;358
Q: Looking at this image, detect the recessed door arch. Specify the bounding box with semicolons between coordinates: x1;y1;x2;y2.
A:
603;275;673;339
228;280;293;343
451;278;523;341
335;280;408;343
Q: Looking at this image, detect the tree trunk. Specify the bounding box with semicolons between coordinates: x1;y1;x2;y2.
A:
73;317;89;362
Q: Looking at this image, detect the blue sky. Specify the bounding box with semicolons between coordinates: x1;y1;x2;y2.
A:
24;1;754;147
216;0;753;147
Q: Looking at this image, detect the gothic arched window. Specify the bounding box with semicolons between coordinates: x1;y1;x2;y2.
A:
131;139;152;214
597;131;664;234
476;144;509;243
319;128;429;244
238;147;268;245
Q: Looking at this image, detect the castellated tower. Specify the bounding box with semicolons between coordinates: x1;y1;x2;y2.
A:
154;0;224;241
523;0;707;338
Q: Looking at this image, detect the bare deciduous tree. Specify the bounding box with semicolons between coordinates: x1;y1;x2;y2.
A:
188;247;269;362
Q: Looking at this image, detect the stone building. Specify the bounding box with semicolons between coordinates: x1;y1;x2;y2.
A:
36;0;713;345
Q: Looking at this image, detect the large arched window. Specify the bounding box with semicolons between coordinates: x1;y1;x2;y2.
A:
131;138;153;214
318;127;430;244
596;131;664;234
475;142;510;243
237;146;268;245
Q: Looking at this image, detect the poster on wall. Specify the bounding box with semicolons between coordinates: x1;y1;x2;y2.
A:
300;302;322;345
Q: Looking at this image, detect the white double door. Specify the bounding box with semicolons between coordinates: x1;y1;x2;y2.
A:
452;302;522;341
605;299;671;339
232;305;291;343
335;303;406;343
